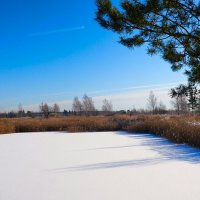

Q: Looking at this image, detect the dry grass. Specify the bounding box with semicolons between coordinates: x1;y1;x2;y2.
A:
126;115;200;148
1;116;121;133
0;119;15;134
0;115;200;148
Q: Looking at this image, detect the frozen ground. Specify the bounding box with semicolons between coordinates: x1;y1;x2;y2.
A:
0;131;200;200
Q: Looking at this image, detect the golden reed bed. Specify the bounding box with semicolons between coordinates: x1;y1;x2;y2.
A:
0;114;200;148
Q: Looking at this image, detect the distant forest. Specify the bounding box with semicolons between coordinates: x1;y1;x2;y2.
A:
2;90;199;118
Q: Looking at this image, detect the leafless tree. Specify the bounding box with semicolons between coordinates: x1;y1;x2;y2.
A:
147;91;157;114
52;103;60;116
18;103;24;118
157;101;167;114
72;97;82;115
171;96;188;115
82;94;95;115
39;102;50;119
102;99;113;113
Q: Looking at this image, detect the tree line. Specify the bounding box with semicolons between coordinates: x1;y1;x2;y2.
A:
0;94;114;119
0;91;197;118
72;94;113;116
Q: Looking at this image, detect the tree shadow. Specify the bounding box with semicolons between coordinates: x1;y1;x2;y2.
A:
117;132;200;164
50;131;200;172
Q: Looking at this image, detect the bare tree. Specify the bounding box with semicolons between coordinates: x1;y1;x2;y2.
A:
39;103;50;119
18;103;24;118
180;97;189;114
82;94;95;116
72;97;82;115
171;96;188;115
52;103;60;117
157;101;167;114
102;99;113;113
147;91;157;114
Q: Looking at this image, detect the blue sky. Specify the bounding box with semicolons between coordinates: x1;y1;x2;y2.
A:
0;0;186;111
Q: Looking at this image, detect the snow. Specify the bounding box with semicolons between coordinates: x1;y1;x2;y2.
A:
0;131;200;200
190;121;200;126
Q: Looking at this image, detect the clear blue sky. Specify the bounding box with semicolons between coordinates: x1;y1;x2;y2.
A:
0;0;186;111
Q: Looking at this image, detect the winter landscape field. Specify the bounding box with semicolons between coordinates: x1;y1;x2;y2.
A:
2;1;200;200
0;131;200;200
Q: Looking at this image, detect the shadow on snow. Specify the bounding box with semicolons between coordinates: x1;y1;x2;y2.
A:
51;131;200;172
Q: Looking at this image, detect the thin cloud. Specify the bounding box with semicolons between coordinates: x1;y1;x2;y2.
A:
86;81;186;95
33;81;186;99
93;87;171;110
11;87;171;112
2;81;186;112
2;81;186;105
28;26;85;37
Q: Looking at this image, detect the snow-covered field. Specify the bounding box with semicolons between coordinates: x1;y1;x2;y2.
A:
0;131;200;200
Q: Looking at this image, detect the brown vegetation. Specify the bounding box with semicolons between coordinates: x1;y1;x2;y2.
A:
126;115;200;148
0;116;121;134
0;115;200;148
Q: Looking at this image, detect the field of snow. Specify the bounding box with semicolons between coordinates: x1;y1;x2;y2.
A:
0;131;200;200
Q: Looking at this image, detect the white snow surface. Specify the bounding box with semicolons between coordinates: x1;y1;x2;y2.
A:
0;131;200;200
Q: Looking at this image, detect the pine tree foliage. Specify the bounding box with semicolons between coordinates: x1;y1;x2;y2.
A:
96;0;200;82
170;82;200;111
